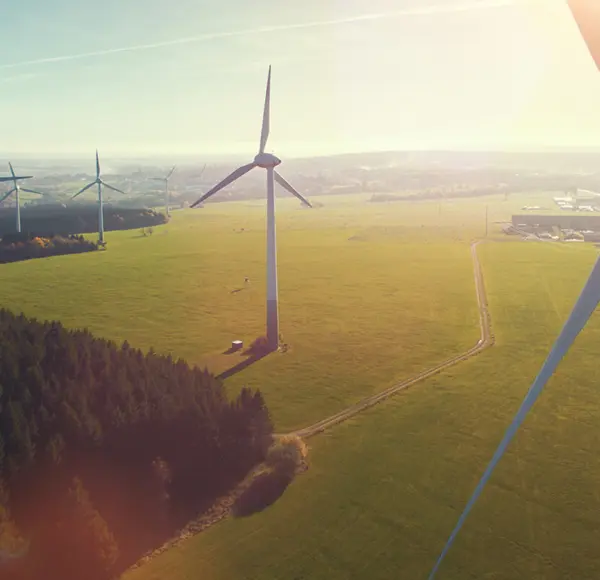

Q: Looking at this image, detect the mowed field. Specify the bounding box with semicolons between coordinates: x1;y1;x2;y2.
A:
125;222;600;580
5;189;600;579
0;192;497;431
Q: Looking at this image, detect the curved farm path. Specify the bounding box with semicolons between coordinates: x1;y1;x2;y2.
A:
286;239;495;439
127;240;496;573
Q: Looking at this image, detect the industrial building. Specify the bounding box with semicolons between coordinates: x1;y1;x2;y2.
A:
512;214;600;231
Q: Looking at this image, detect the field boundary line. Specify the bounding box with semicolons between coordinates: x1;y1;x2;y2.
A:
285;239;495;439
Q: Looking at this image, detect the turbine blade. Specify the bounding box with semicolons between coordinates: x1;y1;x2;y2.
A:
8;162;15;178
259;65;271;154
274;171;312;207
71;181;96;199
167;165;176;179
101;181;126;195
428;256;600;579
149;177;165;181
0;189;16;203
191;163;256;208
20;188;45;195
96;150;100;179
0;175;32;182
567;0;600;70
198;163;207;180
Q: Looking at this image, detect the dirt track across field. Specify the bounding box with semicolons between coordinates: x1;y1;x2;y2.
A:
284;240;495;439
126;240;495;573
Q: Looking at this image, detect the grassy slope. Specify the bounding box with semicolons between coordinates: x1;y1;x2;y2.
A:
125;236;600;580
0;194;490;431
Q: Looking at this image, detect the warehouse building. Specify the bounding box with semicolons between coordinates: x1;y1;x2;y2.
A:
512;214;600;231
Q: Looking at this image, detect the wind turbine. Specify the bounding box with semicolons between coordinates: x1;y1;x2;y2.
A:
150;163;207;215
191;66;312;351
71;150;126;245
150;166;176;217
0;163;46;233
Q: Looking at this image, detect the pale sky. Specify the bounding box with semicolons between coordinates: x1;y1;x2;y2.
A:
1;0;599;158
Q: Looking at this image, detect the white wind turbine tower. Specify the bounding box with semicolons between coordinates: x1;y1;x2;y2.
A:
71;150;126;245
0;163;46;233
191;65;312;351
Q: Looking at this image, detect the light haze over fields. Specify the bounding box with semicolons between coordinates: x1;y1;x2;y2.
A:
2;0;600;157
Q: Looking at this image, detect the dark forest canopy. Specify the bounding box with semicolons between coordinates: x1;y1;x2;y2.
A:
0;233;98;264
0;309;273;579
0;205;167;237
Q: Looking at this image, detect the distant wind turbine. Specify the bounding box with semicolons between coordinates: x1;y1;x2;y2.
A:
191;66;312;350
150;164;207;215
71;150;126;245
0;163;46;233
150;166;176;217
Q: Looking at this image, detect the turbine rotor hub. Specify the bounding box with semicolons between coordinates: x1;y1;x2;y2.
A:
254;152;281;168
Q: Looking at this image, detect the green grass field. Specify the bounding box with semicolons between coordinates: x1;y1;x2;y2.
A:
4;189;600;579
124;224;600;580
0;192;503;431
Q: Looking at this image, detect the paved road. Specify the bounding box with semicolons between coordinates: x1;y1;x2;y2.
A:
285;240;495;440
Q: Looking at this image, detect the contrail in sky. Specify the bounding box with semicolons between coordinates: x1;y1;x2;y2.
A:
0;0;518;71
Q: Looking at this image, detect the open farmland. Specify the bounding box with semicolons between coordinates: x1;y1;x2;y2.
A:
125;236;600;580
0;192;514;431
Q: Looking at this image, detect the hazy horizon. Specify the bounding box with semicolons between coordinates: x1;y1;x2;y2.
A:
4;145;600;165
3;0;600;157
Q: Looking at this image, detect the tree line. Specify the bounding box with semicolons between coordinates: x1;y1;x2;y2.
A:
0;206;167;237
0;308;273;579
0;233;98;264
369;185;512;204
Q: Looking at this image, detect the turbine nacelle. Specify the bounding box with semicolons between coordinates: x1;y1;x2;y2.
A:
254;152;281;168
